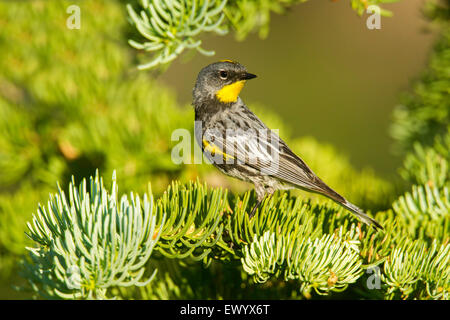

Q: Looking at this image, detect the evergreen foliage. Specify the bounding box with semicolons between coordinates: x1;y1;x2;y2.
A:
391;0;450;153
399;130;449;188
24;172;163;299
22;170;449;299
127;0;401;69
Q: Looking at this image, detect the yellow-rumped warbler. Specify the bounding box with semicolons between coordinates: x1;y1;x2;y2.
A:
193;60;382;230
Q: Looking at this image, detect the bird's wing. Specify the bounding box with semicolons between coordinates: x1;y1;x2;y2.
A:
202;127;344;202
202;123;383;229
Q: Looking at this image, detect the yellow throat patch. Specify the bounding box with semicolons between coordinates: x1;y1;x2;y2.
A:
215;80;246;103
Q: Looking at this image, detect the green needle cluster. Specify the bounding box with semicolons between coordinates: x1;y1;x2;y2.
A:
127;0;228;69
23;171;164;299
22;170;449;299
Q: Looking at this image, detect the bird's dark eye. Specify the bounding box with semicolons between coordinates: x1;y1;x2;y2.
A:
219;70;228;80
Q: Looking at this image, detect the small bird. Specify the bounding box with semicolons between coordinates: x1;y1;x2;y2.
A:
192;60;383;230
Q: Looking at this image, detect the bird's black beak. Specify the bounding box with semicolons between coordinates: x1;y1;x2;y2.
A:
240;72;257;80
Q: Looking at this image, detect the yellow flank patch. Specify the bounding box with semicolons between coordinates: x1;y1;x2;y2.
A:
215;80;246;103
202;140;235;160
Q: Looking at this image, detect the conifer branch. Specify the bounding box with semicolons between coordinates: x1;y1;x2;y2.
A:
127;0;401;69
21;170;448;299
23;171;164;299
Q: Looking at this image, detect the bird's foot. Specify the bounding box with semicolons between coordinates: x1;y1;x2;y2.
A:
248;198;263;219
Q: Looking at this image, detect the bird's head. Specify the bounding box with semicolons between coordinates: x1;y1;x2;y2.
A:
193;60;257;106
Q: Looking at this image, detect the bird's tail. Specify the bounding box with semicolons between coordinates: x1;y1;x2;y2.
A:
338;199;383;230
298;174;384;230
